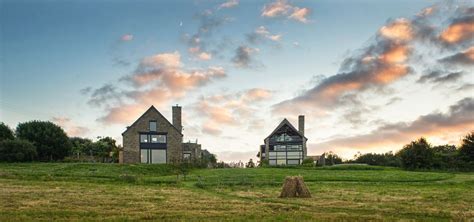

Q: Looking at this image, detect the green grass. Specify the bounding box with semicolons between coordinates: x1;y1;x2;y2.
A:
0;163;473;221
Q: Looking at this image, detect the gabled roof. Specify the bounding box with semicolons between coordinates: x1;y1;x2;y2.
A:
121;105;182;136
265;118;307;141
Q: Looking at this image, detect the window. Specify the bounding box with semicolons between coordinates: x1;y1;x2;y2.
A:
287;159;300;165
269;160;277;165
140;134;148;143
141;149;148;163
149;121;157;131
151;135;167;143
183;153;191;159
275;145;286;151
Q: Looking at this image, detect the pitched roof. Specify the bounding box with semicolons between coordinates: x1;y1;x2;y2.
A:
121;105;182;136
265;118;307;141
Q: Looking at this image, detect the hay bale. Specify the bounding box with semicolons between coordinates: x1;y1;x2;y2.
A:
279;176;311;198
280;176;298;198
295;177;311;198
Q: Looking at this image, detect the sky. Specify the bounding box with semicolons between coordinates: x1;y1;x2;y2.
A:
1;0;473;162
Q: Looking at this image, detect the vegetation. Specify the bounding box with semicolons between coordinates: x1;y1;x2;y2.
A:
16;121;71;161
0;140;37;162
0;163;472;221
0;123;14;142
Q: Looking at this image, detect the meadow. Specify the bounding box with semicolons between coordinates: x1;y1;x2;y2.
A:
0;163;473;221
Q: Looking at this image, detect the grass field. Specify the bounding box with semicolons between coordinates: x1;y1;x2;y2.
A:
0;163;473;221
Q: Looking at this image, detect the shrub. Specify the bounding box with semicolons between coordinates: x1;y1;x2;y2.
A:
302;158;314;167
352;152;401;167
16;121;72;161
397;138;434;170
0;139;37;162
0;122;14;142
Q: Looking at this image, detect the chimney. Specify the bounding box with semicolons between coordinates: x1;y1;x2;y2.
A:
298;115;305;136
172;105;182;133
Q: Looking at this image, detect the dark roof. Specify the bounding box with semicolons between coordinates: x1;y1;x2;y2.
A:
122;105;182;136
264;118;307;141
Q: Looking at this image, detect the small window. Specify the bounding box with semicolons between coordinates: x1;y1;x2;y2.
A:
140;134;148;143
149;121;157;132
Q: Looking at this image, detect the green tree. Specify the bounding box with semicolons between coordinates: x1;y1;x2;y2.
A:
459;132;474;162
0;139;37;162
69;137;93;158
0;122;14;142
91;137;118;162
16;121;72;161
432;145;458;170
397;138;434;170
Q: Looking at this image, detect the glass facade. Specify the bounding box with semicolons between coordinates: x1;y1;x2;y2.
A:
141;149;166;164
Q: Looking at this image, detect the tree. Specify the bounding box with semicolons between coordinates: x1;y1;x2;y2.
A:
324;152;342;165
16;121;72;161
0;122;14;142
397;138;434;170
0;139;37;162
246;158;255;168
432;145;458;170
69;137;93;158
96;137;119;162
459;132;474;162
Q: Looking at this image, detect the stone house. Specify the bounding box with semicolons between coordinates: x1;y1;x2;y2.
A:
120;105;201;164
183;141;202;161
258;115;308;166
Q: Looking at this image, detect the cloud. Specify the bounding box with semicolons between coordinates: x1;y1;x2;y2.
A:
85;84;123;108
231;46;260;68
439;15;474;44
248;26;282;44
183;9;231;60
439;47;474;66
120;34;134;41
52;117;90;137
311;97;474;155
85;51;226;125
289;7;310;23
196;88;272;135
417;71;464;84
272;3;474;117
218;0;238;9
273;41;412;114
261;0;310;23
379;18;413;41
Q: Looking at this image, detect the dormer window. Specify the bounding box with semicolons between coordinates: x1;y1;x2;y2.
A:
149;121;157;132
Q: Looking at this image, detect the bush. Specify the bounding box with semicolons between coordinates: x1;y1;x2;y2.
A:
302;158;314;167
0;122;14;142
0;139;37;162
352;152;401;167
397;138;434;170
16;121;72;161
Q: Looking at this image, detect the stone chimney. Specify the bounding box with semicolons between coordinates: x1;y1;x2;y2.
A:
172;105;182;133
298;115;305;136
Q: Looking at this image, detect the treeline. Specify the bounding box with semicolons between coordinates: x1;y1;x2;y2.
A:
349;132;474;171
0;121;119;162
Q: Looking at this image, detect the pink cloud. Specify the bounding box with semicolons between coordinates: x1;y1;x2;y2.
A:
261;0;310;23
120;34;134;41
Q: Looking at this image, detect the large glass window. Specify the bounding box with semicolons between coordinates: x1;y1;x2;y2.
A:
140;149;148;163
287;159;300;165
151;135;166;143
149;121;157;131
140;134;148;143
151;149;166;163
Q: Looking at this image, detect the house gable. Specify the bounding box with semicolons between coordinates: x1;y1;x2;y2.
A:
265;118;307;141
122;105;182;136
